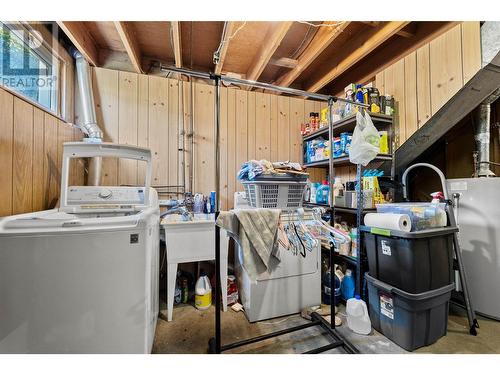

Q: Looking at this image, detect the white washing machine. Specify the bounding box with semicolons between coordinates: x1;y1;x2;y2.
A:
0;142;160;353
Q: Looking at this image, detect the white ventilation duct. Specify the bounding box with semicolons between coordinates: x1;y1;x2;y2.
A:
72;49;103;186
474;88;500;177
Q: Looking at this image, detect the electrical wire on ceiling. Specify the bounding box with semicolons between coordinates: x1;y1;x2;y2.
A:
288;25;314;60
297;21;346;28
213;21;247;65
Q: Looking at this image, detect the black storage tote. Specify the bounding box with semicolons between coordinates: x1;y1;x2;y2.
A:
361;226;457;294
366;273;454;351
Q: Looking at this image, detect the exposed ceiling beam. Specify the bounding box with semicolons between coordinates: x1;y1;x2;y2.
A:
270;57;298;69
114;21;143;74
274;21;351;88
306;21;410;93
57;21;98;66
362;21;417;38
245;21;293;83
214;21;236;75
170;21;183;68
361;21;380;27
326;22;458;96
397;29;416;38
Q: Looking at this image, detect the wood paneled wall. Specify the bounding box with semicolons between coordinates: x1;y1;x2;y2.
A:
219;89;324;209
375;22;481;147
86;67;324;210
0;87;84;217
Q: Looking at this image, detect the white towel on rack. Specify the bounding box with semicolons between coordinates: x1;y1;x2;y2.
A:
216;209;281;279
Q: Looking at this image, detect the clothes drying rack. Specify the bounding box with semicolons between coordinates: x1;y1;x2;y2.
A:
160;65;367;354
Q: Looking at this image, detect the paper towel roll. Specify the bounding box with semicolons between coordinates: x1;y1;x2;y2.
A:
364;213;411;232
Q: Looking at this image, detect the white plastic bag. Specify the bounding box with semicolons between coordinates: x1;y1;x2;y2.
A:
349;111;380;166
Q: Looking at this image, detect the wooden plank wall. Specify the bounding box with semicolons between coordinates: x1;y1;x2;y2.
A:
375;22;481;147
0;86;84;217
89;67;324;210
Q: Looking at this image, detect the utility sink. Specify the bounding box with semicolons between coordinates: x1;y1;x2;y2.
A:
159;212;229;321
161;213;215;224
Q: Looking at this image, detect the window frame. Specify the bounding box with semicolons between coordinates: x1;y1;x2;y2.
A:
0;21;74;121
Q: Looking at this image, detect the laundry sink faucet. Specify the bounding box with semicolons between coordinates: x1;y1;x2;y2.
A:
161;205;193;221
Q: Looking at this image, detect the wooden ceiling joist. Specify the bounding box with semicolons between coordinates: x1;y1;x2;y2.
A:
170;21;183;68
274;21;351;88
214;22;236;75
245;21;293;83
363;21;417;38
114;21;143;74
306;21;410;93
56;21;98;66
270;57;298;69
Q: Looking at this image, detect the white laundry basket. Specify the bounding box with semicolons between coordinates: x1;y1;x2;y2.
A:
242;177;307;209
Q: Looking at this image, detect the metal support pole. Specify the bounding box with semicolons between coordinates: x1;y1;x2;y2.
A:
213;75;222;353
327;97;335;329
356;164;363;296
160;65;370;107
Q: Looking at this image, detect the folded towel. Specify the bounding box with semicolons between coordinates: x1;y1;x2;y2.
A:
216;208;281;279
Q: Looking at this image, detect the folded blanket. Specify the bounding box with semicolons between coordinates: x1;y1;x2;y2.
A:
216;208;281;279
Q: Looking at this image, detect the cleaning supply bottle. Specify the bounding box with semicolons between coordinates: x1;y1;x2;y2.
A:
341;269;355;300
316;180;330;205
195;273;212;310
346;295;371;335
310;183;318;203
430;191;445;203
333;177;344;199
322;267;343;306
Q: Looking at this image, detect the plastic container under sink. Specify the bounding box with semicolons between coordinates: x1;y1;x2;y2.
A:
346;295;371;335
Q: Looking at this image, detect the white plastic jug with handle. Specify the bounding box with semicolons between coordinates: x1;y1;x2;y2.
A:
195;274;212;310
346;295;371;335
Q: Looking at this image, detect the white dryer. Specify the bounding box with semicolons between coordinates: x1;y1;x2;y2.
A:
0;142;160;353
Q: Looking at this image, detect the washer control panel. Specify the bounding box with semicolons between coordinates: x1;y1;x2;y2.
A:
67;186;145;206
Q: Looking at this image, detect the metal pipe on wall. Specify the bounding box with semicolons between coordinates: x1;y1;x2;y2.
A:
160;65;370;107
72;49;104;186
474;88;500;177
178;81;186;194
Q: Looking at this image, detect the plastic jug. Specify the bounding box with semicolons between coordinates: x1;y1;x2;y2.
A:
346;295;371;335
341;269;355;300
333;177;344;198
195;274;212;310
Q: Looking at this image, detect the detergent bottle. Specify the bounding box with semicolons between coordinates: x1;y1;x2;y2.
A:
322;267;343;306
346;295;371;335
341;269;355;300
316;180;330;205
195;273;212;310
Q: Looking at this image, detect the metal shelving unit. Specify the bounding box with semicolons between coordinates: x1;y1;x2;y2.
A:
303;154;392;168
302;110;395;297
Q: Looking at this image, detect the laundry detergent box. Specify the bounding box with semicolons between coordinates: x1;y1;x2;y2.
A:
333;137;342;158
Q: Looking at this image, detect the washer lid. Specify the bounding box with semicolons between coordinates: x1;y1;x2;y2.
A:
1;209;142;232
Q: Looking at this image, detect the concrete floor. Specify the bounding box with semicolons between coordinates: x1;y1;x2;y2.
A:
152;302;500;354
